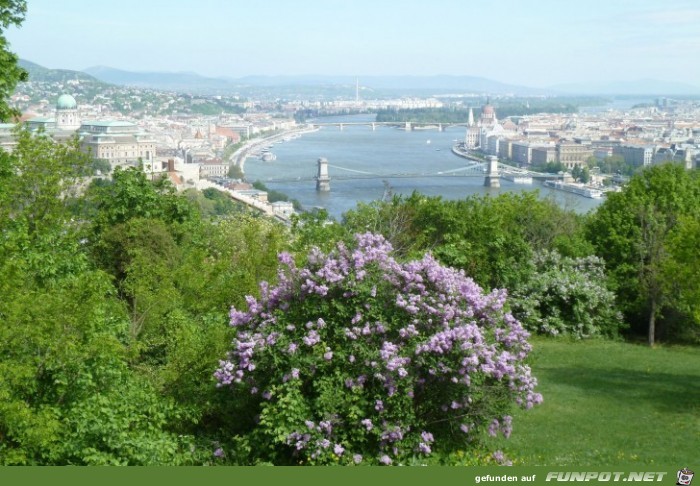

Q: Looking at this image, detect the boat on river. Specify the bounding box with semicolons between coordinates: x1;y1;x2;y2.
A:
544;180;603;198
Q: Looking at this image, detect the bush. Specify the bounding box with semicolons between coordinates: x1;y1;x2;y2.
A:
215;233;542;465
509;251;624;339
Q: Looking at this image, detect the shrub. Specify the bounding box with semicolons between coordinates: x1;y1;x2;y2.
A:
509;250;623;339
215;233;542;465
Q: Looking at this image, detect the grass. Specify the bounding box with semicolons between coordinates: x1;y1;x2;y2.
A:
488;338;700;466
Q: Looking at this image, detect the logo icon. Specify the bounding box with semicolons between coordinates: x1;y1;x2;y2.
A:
677;468;694;486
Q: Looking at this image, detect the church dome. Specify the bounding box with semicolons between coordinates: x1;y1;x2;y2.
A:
482;104;495;115
56;94;77;110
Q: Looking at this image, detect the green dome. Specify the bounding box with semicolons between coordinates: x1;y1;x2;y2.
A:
56;94;77;110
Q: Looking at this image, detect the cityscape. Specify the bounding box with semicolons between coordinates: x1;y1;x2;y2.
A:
4;61;700;220
2;0;700;475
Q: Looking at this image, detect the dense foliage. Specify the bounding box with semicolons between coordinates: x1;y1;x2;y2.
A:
509;251;623;339
215;234;541;465
0;0;28;121
586;164;700;344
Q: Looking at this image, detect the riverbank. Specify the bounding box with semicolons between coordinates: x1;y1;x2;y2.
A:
451;143;486;162
230;125;320;172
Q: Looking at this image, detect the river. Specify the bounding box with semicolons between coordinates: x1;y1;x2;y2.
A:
243;114;605;219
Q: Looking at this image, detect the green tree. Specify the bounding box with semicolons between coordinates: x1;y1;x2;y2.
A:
343;192;591;291
0;130;201;464
664;216;700;331
571;164;582;181
586;164;700;345
0;0;27;121
580;166;590;183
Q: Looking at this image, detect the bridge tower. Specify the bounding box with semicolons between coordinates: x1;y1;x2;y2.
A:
484;155;500;188
339;123;344;131
371;122;376;131
438;123;443;132
405;121;412;131
316;157;331;192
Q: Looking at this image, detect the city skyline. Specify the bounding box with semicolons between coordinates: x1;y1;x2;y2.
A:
6;0;700;89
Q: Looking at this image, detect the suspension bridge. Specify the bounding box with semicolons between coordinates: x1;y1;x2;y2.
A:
259;156;564;191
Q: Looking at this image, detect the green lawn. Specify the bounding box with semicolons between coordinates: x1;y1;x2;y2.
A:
488;338;700;466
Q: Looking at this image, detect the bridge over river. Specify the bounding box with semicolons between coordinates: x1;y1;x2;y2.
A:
261;151;564;191
308;121;468;131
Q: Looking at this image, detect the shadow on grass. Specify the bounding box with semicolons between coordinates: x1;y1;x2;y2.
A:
541;366;700;414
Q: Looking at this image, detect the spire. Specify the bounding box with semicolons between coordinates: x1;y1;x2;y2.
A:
468;107;475;127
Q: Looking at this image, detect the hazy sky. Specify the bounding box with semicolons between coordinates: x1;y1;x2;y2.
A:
6;0;700;87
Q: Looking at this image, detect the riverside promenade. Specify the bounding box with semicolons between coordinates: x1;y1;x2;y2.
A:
230;125;319;172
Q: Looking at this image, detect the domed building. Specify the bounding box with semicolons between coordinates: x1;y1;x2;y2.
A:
464;100;503;153
26;93;81;133
55;94;80;130
26;94;157;168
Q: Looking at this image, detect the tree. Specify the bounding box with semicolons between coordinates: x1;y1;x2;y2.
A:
342;191;591;291
571;164;582;181
586;164;700;345
579;166;590;184
0;0;28;121
0;129;202;465
664;216;700;331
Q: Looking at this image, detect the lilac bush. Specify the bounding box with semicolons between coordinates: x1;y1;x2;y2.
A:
215;233;542;465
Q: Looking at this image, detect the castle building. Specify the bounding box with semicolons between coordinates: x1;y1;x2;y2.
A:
26;94;157;167
79;121;157;166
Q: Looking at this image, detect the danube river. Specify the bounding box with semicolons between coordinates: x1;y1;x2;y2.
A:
243;114;605;219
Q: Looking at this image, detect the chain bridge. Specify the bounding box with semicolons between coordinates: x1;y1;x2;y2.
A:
259;155;564;191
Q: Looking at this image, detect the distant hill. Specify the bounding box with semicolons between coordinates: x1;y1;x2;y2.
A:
19;59;106;85
82;66;552;96
551;78;700;96
233;74;550;95
84;66;235;93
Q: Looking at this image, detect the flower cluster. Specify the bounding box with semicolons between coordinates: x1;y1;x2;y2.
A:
215;233;542;465
509;250;623;339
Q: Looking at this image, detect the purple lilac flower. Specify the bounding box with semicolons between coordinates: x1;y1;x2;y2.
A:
501;415;513;438
353;454;363;464
488;419;500;437
333;443;345;456
375;400;384;411
417;442;431;455
420;431;434;443
213;448;224;458
303;330;320;346
492;450;512;466
379;455;392;465
361;419;373;431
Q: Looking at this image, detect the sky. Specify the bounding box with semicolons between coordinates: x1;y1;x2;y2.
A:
5;0;700;88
